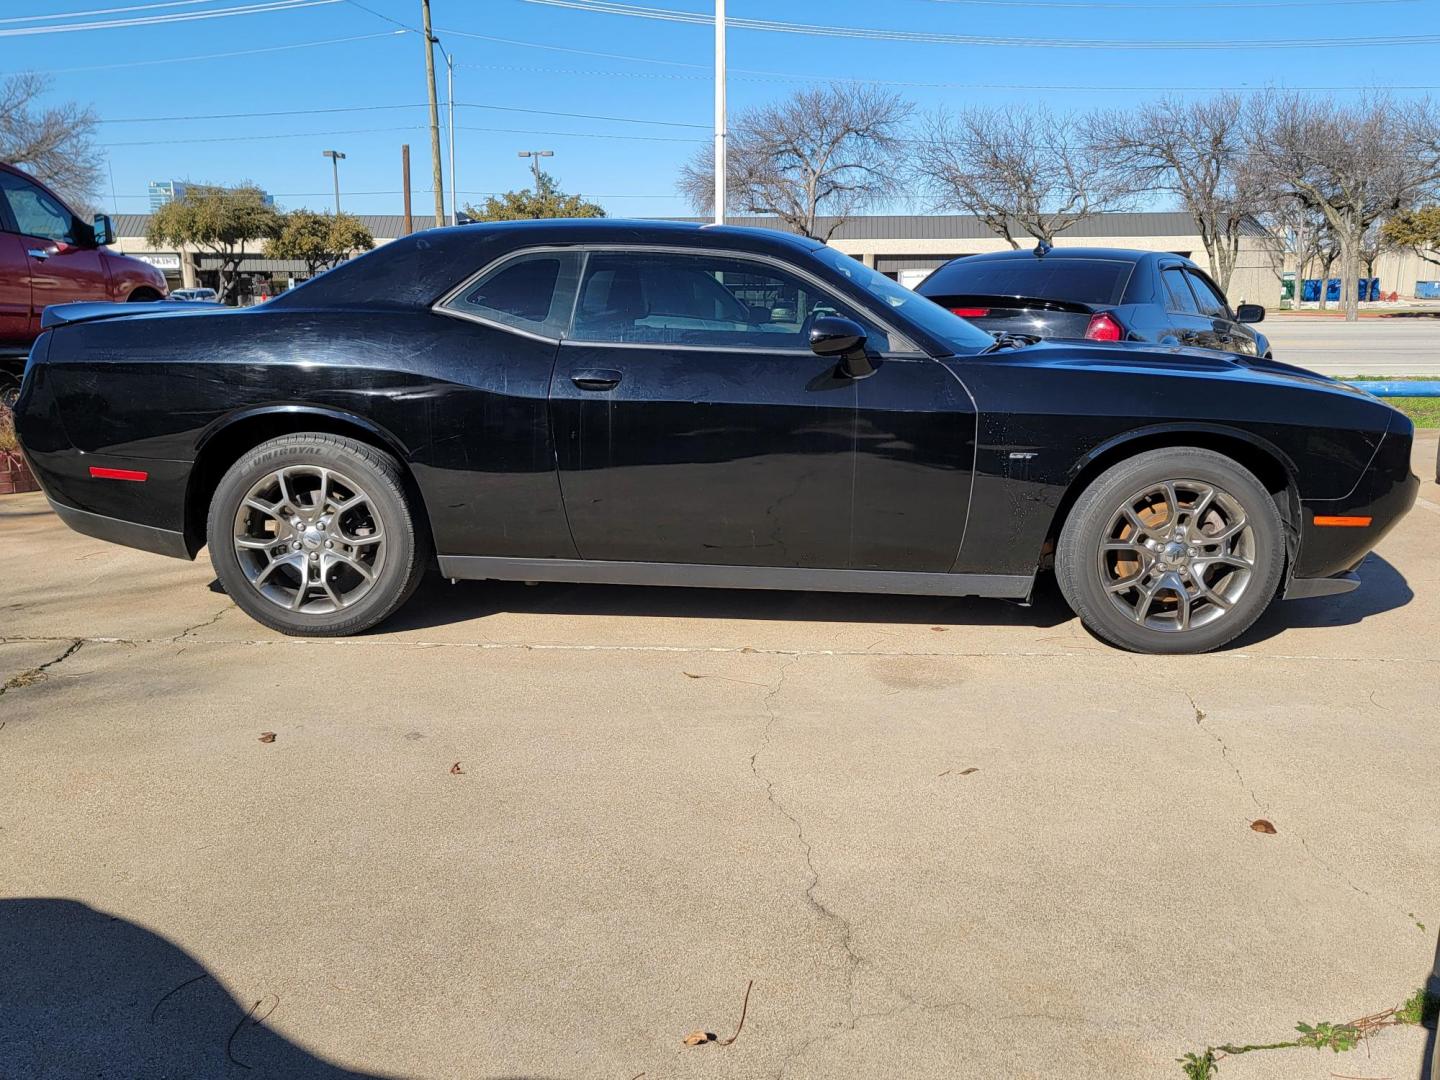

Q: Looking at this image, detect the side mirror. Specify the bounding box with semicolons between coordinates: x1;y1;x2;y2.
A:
809;315;874;379
92;214;115;247
1234;303;1264;324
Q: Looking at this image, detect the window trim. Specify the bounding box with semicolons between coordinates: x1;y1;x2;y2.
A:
432;245;585;343
433;243;924;356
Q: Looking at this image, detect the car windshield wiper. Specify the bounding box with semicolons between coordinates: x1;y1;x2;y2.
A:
982;331;1041;353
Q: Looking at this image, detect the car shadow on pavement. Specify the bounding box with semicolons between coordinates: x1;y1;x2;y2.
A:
377;570;1077;635
0;898;552;1080
1223;553;1412;650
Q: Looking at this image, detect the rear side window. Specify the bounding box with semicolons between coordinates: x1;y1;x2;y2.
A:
1184;270;1231;319
440;250;583;338
1161;268;1201;314
920;257;1133;306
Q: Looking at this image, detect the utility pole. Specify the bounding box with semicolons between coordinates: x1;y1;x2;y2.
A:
714;0;726;225
446;49;457;225
322;149;346;214
402;144;413;235
518;150;553;193
421;0;444;226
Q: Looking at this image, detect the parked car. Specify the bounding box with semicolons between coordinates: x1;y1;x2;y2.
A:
170;288;218;303
0;162;168;406
14;220;1417;653
916;247;1273;359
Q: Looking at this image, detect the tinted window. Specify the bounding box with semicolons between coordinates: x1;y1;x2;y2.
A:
0;171;76;244
921;257;1133;306
811;246;989;352
571;250;891;350
1184;270;1230;319
442;250;582;338
1161;268;1201;314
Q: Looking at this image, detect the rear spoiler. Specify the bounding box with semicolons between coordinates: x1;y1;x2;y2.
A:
40;300;223;330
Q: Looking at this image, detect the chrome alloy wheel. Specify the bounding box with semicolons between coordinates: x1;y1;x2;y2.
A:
232;465;386;614
1098;479;1256;633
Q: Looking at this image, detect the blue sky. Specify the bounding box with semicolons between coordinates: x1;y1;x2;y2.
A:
7;0;1440;219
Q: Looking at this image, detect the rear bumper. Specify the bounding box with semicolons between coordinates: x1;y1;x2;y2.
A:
1284;570;1360;600
46;497;191;560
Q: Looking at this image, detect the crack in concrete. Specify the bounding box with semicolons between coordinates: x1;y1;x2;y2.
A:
1183;690;1422;933
0;638;84;700
174;604;232;643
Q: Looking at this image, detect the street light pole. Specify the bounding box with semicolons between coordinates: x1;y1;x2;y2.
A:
714;0;726;226
322;149;346;214
518;150;553;194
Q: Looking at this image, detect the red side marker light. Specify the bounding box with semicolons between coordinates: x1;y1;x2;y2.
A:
1313;515;1372;527
89;466;148;482
950;307;990;318
1084;312;1124;342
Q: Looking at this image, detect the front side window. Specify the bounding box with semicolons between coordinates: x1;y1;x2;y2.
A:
0;172;77;244
441;250;583;338
1185;270;1231;319
569;250;891;350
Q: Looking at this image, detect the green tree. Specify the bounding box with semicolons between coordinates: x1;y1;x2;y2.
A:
1381;207;1440;267
147;183;281;304
463;172;604;221
268;209;375;278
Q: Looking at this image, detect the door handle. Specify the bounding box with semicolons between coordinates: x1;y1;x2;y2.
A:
26;248;49;261
570;368;622;391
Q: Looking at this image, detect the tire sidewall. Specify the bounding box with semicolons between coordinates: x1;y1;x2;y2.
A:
1058;449;1286;654
208;438;417;636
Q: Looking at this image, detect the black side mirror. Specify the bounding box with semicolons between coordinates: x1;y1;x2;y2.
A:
92;214;115;246
809;315;874;379
1234;303;1264;324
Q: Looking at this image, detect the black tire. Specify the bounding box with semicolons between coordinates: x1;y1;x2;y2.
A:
207;433;426;637
1056;447;1285;654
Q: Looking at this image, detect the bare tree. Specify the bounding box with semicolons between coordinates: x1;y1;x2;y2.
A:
1248;92;1440;320
1089;94;1259;292
677;83;911;240
0;74;102;209
912;104;1131;248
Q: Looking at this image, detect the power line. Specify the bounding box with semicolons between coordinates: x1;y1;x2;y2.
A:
0;0;228;24
519;0;1440;49
0;31;404;77
911;0;1420;7
0;0;338;37
96;100;706;129
100;123;704;147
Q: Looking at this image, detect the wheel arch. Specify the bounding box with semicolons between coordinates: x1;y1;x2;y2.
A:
184;405;425;556
1040;424;1303;577
126;286;164;302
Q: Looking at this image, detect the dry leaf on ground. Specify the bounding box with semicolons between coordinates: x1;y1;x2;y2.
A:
257;732;276;744
1250;819;1277;834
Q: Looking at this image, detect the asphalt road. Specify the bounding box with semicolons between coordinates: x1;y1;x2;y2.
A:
2;436;1438;1080
1263;314;1440;376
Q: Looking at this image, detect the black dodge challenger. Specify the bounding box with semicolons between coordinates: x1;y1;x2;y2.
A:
13;220;1418;653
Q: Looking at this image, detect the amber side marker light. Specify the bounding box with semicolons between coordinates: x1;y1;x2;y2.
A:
89;466;148;482
1313;515;1372;527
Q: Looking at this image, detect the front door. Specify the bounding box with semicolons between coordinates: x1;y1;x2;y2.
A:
0;230;31;348
550;249;860;568
0;171;109;334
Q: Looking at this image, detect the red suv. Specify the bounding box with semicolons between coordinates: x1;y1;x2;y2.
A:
0;162;168;405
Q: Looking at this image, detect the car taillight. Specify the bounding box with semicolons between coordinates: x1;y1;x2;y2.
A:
949;307;989;317
1084;312;1124;342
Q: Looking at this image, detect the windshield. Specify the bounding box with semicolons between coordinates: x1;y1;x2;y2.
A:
922;257;1133;306
812;247;996;353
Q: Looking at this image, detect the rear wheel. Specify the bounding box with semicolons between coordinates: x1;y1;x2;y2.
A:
207;433;425;636
1056;447;1285;654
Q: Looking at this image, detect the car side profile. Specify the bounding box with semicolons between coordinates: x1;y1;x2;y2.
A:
14;220;1418;653
0;162;168;405
916;247;1273;359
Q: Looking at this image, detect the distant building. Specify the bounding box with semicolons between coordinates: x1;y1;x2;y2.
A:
147;180;275;212
147;180;186;211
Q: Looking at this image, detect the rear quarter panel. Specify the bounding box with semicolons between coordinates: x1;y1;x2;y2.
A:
24;305;574;559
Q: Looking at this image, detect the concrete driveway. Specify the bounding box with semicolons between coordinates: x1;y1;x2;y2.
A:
2;436;1438;1080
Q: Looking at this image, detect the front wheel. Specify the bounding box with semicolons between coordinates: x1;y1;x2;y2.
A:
1056;447;1285;654
207;433;425;636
